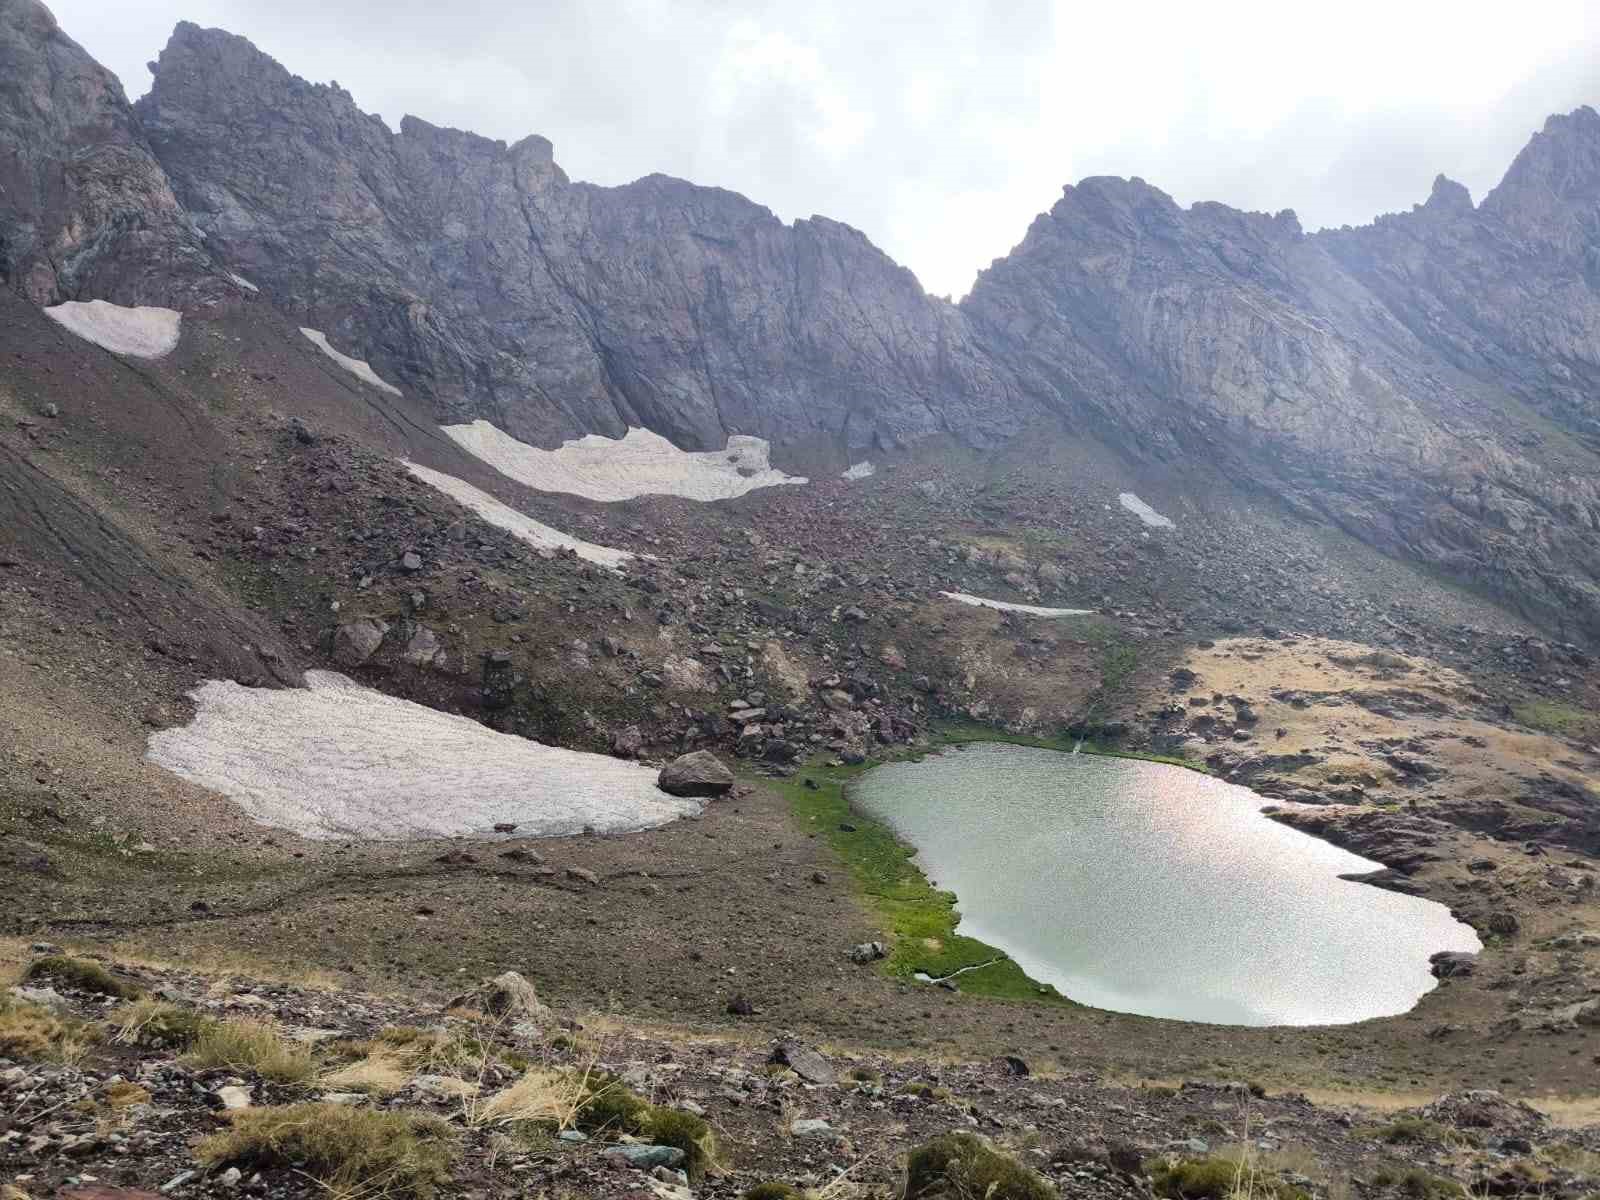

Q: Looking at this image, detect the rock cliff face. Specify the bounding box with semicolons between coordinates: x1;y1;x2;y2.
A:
134;22;1027;454
962;170;1600;639
1;13;1597;639
0;0;225;306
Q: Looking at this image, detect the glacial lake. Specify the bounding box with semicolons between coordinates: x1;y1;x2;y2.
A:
850;743;1480;1026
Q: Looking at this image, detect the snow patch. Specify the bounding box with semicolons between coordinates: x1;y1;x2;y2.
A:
401;460;637;571
443;420;807;502
146;671;698;841
1119;492;1175;529
228;272;259;293
43;300;181;358
842;461;875;480
300;328;402;396
940;591;1094;618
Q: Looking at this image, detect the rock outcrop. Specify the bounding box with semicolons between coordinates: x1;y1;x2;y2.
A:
964;164;1600;640
0;0;227;307
134;22;1027;456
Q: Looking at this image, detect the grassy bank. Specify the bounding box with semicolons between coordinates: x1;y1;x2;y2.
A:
767;761;1068;1003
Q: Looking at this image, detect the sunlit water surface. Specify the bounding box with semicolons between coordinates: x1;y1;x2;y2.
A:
850;743;1480;1025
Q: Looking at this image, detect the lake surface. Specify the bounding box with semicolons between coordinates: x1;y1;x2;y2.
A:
850;743;1480;1026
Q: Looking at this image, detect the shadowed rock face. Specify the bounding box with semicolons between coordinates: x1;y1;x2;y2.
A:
962;145;1600;640
134;22;1030;456
0;0;226;306
1;14;1597;640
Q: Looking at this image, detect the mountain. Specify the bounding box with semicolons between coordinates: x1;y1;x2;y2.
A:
0;1;1596;641
0;0;227;306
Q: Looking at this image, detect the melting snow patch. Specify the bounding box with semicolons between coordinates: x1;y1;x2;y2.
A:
228;272;259;293
43;300;181;358
842;461;875;480
300;328;402;396
402;460;637;571
1119;492;1175;529
146;671;698;841
443;420;807;502
940;592;1094;618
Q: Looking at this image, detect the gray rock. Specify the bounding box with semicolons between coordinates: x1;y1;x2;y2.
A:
1430;951;1478;979
849;941;888;964
658;750;735;797
332;617;387;666
767;1040;836;1085
402;625;445;668
603;1143;685;1168
400;551;423;572
790;1118;835;1137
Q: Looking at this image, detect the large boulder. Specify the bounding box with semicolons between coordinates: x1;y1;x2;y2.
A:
331;617;387;666
657;750;734;797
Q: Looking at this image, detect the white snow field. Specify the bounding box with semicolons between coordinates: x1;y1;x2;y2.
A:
1119;492;1175;529
228;272;259;293
442;420;807;502
43;300;181;358
146;671;699;841
401;460;637;571
940;591;1094;618
842;460;876;480
300;327;403;396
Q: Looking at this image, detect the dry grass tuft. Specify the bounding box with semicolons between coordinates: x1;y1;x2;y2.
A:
320;1048;413;1096
472;1068;590;1131
197;1102;456;1200
109;997;210;1049
0;994;96;1064
184;1017;315;1082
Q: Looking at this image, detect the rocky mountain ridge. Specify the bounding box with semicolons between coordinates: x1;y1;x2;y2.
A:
1;0;1597;640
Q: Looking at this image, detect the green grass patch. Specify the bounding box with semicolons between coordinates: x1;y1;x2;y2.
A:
904;1131;1055;1200
22;955;140;999
771;762;1065;1003
1512;699;1599;740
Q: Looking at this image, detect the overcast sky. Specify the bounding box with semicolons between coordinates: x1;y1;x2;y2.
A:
48;0;1600;298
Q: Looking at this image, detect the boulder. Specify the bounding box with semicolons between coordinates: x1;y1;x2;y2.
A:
332;617;387;666
448;970;545;1019
768;1040;836;1085
658;750;734;797
1429;950;1477;979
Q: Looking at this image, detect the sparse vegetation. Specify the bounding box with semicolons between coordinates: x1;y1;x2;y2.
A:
743;1185;804;1200
903;1131;1055;1200
1511;699;1598;739
109;997;211;1049
1370;1117;1454;1146
567;1073;720;1181
196;1102;457;1200
1150;1154;1310;1200
22;955;139;999
183;1017;315;1082
0;993;94;1063
1370;1166;1464;1199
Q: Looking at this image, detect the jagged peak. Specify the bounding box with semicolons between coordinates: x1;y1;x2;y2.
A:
1422;174;1474;216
